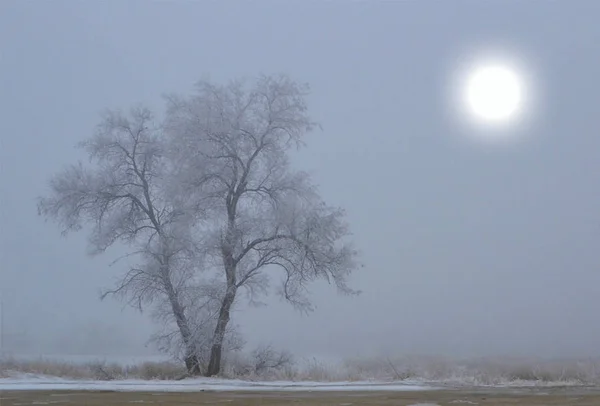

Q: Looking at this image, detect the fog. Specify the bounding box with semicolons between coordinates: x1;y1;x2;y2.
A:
1;1;600;361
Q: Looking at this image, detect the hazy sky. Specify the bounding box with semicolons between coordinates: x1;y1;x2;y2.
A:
2;0;600;360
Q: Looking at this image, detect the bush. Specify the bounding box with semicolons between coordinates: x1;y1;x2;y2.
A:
127;361;187;380
221;345;295;380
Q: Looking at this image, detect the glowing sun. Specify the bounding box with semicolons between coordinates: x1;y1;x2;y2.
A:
464;65;523;124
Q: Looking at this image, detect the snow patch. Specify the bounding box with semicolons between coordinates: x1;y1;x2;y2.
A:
0;376;436;392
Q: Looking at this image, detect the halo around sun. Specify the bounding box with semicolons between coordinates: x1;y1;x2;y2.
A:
445;48;539;145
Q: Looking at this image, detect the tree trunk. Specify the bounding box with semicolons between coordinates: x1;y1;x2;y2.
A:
164;276;200;375
184;353;202;375
205;286;236;377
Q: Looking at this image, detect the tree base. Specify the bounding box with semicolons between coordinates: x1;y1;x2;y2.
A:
184;354;202;376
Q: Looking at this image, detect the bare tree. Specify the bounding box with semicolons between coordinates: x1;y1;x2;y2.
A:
164;75;361;376
37;107;211;375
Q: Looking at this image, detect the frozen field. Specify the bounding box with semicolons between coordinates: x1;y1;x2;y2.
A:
5;354;600;387
3;359;600;405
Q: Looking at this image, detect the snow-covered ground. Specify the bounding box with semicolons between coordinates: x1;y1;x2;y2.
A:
0;374;434;392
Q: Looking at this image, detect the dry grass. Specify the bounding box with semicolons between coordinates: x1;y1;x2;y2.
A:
2;389;600;406
3;355;600;386
286;356;600;386
0;357;186;380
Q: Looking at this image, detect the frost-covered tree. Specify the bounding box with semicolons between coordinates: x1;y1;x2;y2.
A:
164;75;360;376
37;108;227;375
